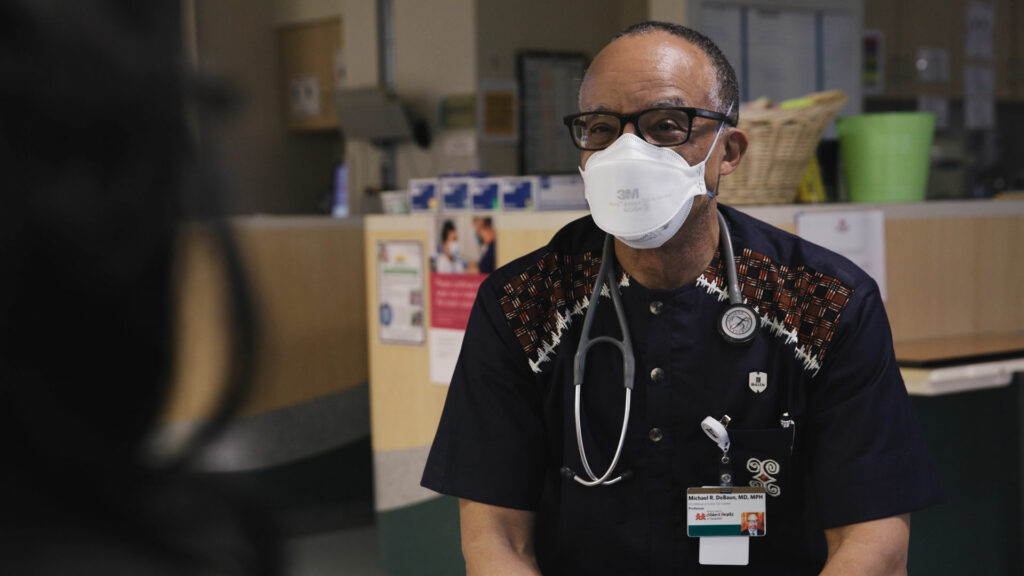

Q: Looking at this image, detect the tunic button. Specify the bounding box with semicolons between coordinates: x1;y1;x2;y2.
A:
649;427;664;443
650;367;665;383
649;300;664;315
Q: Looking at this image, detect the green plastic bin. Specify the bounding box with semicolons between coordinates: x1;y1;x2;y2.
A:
837;112;935;203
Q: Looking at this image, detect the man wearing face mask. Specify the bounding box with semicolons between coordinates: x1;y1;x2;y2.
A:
436;219;467;273
422;21;941;575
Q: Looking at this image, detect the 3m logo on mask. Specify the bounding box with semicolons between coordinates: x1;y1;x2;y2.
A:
580;128;726;250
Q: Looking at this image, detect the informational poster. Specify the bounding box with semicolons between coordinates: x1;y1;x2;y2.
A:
916;48;950;84
822;12;862;137
746;9;816;102
703;5;863;115
700;6;743;90
965;96;996;130
517;51;587;174
796;211;887;300
478;80;517;142
376;241;425;345
965;1;995;61
429;214;496;384
965;65;996;130
429;273;486;385
431;213;497;275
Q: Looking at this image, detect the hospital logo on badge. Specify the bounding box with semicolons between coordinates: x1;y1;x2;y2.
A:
748;371;767;394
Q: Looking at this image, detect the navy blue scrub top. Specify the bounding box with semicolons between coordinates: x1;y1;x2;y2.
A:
422;204;943;575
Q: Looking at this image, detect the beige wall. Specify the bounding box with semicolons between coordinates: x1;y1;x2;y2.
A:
194;0;663;213
338;0;380;217
337;0;477;208
194;0;339;214
648;0;691;24
393;0;477;186
276;0;341;24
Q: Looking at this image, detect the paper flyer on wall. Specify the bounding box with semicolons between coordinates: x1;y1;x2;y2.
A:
796;210;887;300
429;213;496;384
376;240;425;345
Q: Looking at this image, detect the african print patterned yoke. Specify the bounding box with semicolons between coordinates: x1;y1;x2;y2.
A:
697;248;853;374
498;247;853;375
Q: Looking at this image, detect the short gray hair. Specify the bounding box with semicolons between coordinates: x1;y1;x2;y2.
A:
614;21;739;124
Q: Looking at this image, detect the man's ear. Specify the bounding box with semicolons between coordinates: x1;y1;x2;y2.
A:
718;128;748;177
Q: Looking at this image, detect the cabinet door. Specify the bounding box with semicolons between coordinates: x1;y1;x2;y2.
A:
278;18;342;132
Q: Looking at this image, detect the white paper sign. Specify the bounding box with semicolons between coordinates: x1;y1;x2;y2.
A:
429;328;464;385
966;2;995;61
701;6;743;83
917;96;950;131
965;95;995;130
796;211;888;301
747;9;816;102
822;12;862;138
376;241;426;344
289;76;321;118
965;65;995;95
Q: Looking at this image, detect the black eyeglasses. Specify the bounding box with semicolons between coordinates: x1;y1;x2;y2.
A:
563;107;736;151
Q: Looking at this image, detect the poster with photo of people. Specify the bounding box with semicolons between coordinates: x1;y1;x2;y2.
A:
430;213;496;275
429;213;496;384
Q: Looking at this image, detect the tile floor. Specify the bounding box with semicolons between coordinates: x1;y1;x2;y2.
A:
286;525;384;576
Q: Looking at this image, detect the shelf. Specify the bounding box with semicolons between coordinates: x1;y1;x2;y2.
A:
896;333;1024;396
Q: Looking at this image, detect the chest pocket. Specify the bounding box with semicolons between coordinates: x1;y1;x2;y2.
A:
726;426;795;502
727;424;826;565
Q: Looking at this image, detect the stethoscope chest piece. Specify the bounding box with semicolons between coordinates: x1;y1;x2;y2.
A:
714;209;758;347
717;303;758;345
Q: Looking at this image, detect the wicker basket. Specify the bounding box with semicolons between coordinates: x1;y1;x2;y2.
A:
717;91;848;205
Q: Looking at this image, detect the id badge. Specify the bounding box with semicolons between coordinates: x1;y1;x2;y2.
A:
687;486;767;566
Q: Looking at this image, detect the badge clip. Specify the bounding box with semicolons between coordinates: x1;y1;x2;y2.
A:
701;415;733;487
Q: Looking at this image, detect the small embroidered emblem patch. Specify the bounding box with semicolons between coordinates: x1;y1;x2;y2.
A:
747;458;781;497
748;371;768;394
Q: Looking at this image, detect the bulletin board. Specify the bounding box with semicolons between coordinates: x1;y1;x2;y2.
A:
517;51;588;175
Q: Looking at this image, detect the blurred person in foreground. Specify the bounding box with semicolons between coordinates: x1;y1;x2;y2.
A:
0;1;280;574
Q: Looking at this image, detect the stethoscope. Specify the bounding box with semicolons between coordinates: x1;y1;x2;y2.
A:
561;207;759;487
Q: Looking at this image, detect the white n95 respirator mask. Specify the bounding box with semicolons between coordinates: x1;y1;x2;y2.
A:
580;124;727;250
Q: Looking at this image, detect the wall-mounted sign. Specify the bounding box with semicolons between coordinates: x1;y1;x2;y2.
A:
376;240;425;345
796;210;887;301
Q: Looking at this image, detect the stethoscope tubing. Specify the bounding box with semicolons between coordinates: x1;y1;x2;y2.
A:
570;234;635;486
717;209;743;304
567;207;747;487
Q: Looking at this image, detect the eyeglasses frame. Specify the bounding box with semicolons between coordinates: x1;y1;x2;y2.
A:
562;106;737;151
